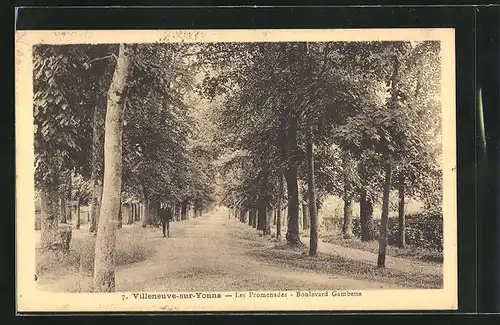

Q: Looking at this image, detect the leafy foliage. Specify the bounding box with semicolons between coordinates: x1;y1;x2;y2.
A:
34;40;442;236
34;43;218;213
197;41;442;225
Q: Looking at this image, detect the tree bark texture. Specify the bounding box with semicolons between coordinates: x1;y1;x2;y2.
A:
284;116;301;246
89;97;105;234
39;184;61;251
398;173;406;248
359;188;375;241
377;161;393;268
276;176;283;239
93;43;133;292
306;129;318;256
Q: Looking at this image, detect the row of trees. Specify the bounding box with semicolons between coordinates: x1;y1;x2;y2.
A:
34;40;442;291
34;43;217;291
203;41;442;267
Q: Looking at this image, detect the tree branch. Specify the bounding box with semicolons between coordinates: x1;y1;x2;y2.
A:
88;54;117;65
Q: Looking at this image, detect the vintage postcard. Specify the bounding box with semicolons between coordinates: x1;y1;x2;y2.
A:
15;28;457;312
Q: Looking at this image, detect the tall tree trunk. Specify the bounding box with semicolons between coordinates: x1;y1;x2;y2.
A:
93;43;132;292
127;203;134;224
359;188;375;241
39;183;60;252
141;185;153;227
276;176;283;239
89;98;105;234
152;200;159;224
261;168;270;235
145;201;151;224
66;174;72;223
147;201;152;224
377;53;400;266
89;182;103;233
297;184;303;232
285;165;300;245
302;202;309;230
398;173;406;248
257;204;266;232
377;161;393;268
175;204;180;221
76;199;81;230
181;202;188;220
117;199;122;229
256;166;268;232
342;196;353;238
265;206;272;235
280;113;301;246
306;129;318;256
251;210;257;228
342;152;353;239
135;203;140;221
59;173;72;224
60;197;67;223
284;206;288;230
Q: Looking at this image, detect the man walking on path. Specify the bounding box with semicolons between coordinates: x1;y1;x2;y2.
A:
159;203;173;237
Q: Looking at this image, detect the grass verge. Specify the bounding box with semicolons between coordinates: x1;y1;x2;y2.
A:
36;228;156;292
321;233;443;264
249;245;442;289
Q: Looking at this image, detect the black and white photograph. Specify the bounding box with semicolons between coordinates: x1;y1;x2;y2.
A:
15;29;457;312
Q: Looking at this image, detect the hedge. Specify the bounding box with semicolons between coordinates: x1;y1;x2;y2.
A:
323;212;443;252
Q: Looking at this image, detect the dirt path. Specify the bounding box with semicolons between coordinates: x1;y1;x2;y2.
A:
37;211;404;292
300;236;442;276
113;211;401;291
